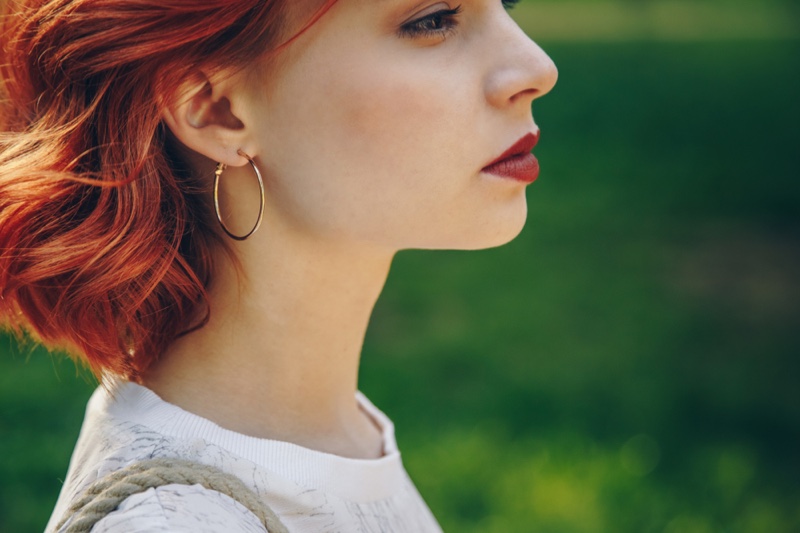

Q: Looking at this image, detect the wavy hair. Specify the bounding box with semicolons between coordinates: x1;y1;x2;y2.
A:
0;0;338;379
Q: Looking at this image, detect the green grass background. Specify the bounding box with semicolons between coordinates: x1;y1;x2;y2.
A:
2;2;799;532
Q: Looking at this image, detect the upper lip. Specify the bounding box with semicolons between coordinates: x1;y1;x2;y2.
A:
482;131;540;169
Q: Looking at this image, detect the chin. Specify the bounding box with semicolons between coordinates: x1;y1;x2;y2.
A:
470;192;530;249
418;199;529;251
463;217;528;250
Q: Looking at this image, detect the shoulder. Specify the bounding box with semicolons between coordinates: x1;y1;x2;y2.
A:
72;483;267;533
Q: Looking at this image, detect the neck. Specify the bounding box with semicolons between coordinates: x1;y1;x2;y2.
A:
142;229;394;459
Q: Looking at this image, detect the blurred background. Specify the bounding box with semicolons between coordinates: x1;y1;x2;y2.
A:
2;0;799;531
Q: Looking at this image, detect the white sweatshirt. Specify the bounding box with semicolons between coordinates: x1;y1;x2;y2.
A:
47;381;442;532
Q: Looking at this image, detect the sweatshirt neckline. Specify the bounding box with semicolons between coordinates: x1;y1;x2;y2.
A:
94;380;405;501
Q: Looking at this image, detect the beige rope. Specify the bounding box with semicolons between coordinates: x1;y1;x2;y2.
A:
55;457;289;533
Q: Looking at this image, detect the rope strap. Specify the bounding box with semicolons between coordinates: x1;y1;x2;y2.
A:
56;457;289;533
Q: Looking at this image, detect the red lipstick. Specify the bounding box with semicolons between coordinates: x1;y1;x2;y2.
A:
481;131;541;183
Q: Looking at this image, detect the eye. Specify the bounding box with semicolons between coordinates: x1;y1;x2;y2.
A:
502;0;521;8
398;5;463;40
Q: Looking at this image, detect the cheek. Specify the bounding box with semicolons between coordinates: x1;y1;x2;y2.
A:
329;72;476;233
259;47;526;250
328;70;459;175
276;62;473;235
340;78;431;141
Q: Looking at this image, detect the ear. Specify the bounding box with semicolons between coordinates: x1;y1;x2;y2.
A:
161;69;256;166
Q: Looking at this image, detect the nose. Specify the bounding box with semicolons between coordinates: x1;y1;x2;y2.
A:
484;13;558;110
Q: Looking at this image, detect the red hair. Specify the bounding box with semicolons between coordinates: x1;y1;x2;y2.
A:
0;0;338;379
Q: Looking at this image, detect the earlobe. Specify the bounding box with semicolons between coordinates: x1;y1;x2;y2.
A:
161;70;251;166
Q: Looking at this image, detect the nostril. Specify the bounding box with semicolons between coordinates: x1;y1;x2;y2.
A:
511;88;539;104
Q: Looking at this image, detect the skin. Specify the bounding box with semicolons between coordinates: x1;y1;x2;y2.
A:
148;0;557;460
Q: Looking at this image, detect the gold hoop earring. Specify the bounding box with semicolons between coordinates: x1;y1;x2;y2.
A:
213;150;265;241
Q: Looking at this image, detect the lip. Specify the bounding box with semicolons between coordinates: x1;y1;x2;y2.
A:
481;131;541;184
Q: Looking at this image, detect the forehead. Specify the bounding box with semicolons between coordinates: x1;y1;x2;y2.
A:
275;0;429;50
286;0;410;21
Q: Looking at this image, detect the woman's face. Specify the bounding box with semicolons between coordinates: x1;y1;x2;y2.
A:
238;0;557;252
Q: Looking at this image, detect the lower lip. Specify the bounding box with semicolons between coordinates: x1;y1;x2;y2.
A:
481;153;540;183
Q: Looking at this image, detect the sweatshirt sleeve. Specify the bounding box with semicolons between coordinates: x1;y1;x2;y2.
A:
73;483;267;533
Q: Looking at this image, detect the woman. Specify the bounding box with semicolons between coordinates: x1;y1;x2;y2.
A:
0;0;557;530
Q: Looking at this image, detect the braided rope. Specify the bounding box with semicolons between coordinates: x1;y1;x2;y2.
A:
55;457;289;533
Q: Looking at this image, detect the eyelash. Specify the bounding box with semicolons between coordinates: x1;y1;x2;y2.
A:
399;0;522;40
398;5;463;40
